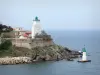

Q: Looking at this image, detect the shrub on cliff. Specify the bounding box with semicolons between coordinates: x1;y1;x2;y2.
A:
35;30;52;41
0;40;12;51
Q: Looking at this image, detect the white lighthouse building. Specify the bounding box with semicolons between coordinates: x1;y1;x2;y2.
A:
32;17;42;39
82;47;87;61
78;46;91;62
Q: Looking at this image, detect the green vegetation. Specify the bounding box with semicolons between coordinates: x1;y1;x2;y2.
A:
0;40;13;57
0;23;13;56
0;23;13;35
0;40;12;50
35;30;52;41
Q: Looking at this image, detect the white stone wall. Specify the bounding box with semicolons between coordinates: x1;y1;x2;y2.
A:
3;38;54;49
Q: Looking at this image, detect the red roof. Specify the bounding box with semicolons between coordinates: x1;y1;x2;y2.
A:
25;32;31;34
23;33;28;37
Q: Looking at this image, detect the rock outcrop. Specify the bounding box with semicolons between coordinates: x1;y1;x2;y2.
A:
31;44;80;61
0;57;31;65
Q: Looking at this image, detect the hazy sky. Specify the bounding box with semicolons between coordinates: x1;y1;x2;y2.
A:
0;0;100;30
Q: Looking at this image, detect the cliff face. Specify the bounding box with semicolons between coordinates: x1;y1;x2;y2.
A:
31;45;79;61
0;44;80;65
10;44;79;61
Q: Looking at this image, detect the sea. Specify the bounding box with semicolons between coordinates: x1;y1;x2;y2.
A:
0;30;100;75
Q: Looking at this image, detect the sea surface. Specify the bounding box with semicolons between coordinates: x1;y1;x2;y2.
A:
0;30;100;75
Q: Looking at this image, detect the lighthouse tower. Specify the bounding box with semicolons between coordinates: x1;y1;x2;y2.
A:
32;16;42;39
82;47;87;61
78;46;91;62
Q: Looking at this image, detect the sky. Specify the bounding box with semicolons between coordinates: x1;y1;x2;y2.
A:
0;0;100;31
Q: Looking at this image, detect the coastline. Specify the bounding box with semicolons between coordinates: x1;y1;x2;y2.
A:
0;57;31;65
0;45;80;65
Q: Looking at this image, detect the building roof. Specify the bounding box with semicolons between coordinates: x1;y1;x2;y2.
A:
23;32;31;37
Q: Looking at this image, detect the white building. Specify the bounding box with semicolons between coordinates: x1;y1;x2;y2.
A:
14;27;31;39
32;17;42;39
82;47;87;61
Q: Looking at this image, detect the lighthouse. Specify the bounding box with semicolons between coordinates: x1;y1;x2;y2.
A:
82;47;87;61
32;16;42;39
78;46;91;62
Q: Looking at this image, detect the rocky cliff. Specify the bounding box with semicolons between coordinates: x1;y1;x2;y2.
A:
11;44;80;61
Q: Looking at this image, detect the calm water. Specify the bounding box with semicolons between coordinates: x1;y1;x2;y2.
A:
0;30;100;75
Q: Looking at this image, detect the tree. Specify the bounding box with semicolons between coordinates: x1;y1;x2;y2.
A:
0;23;13;47
41;30;47;35
0;23;13;35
